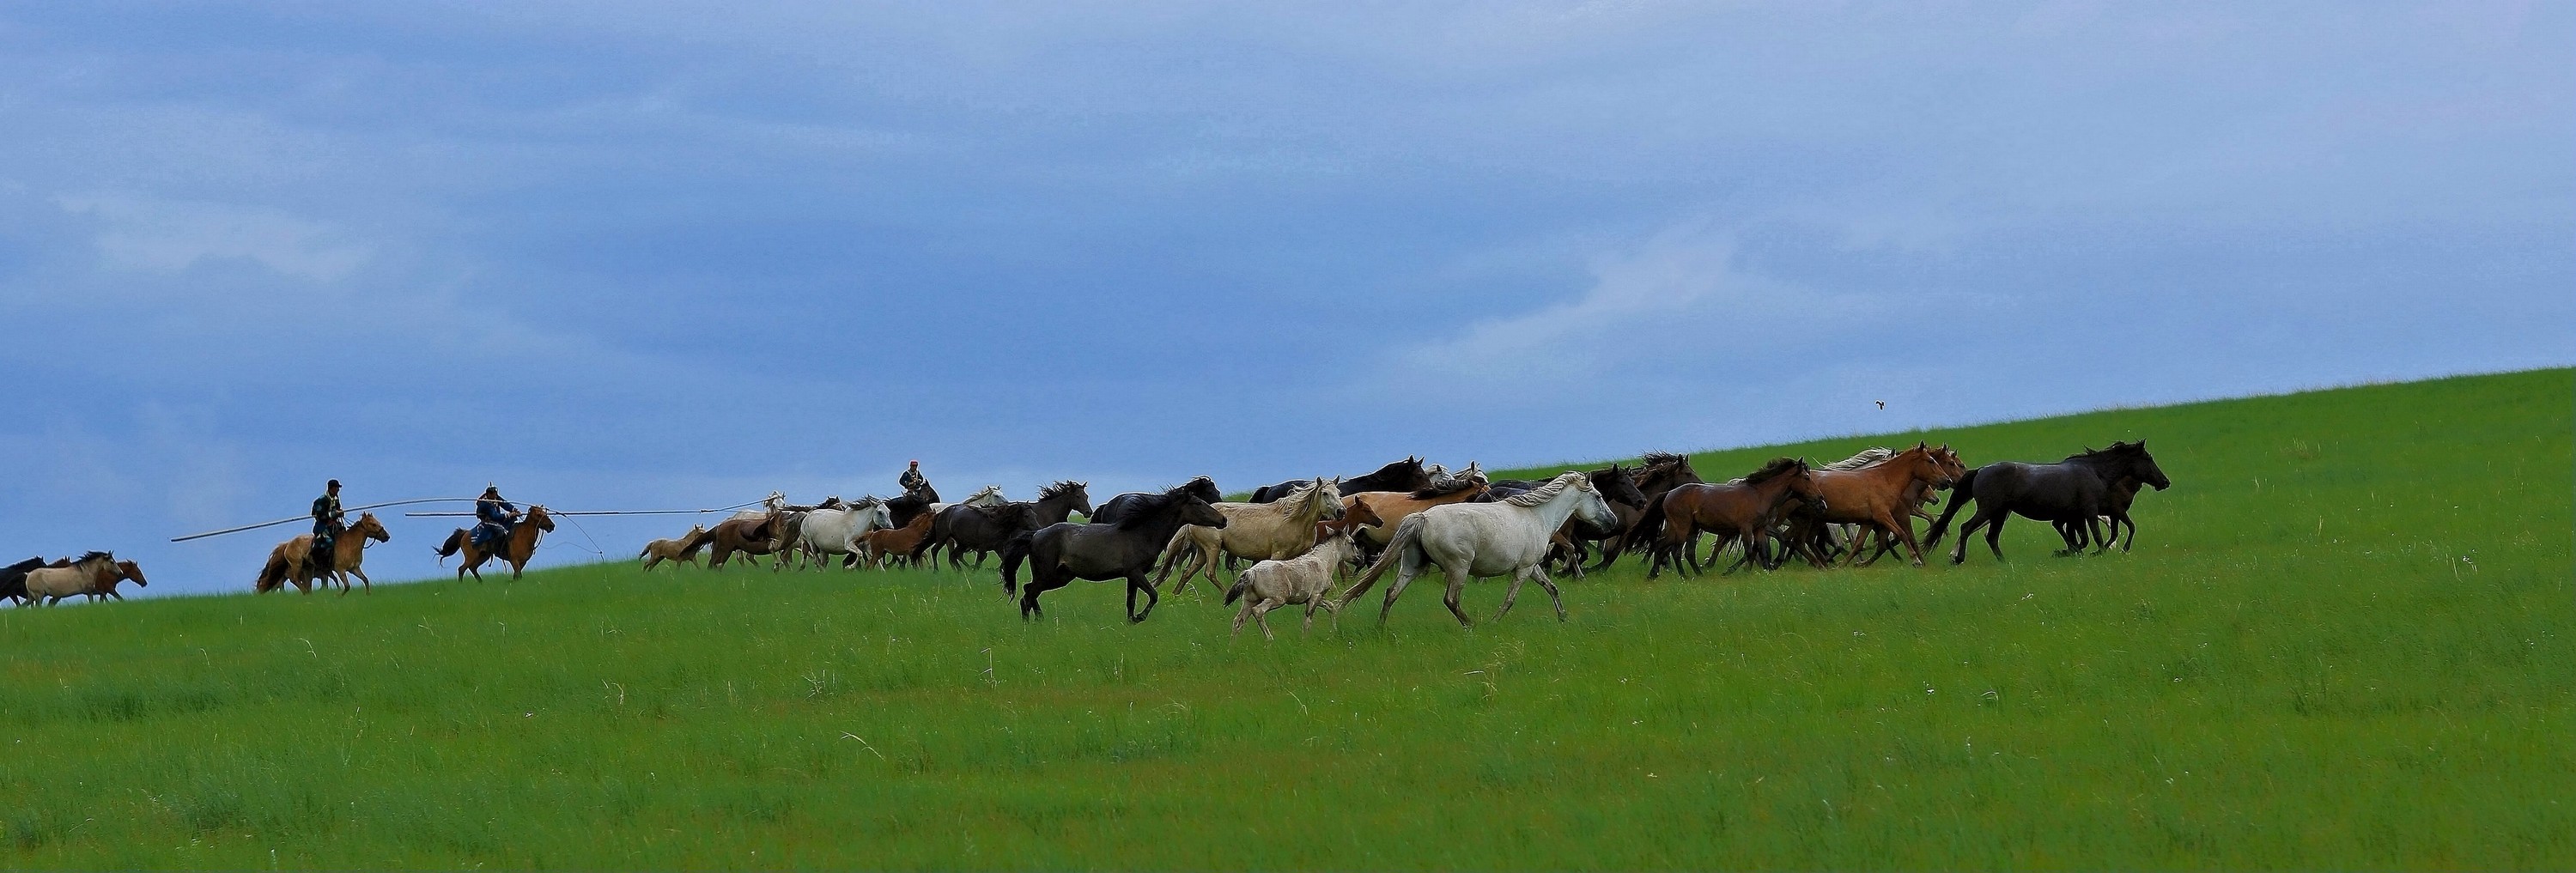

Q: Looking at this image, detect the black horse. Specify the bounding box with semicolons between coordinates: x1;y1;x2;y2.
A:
1611;452;1707;572
1925;441;2171;564
1000;484;1228;622
1;556;46;606
884;488;939;529
1090;476;1220;525
918;481;1091;571
2052;474;2148;553
1247;456;1431;503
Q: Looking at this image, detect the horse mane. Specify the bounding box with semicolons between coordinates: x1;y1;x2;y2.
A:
970;501;1030;522
1408;477;1484;499
1499;473;1583;507
2066;441;2144;463
1038;480;1085;500
1738;457;1809;485
75;550;113;565
964;484;1004;500
1819;447;1894;471
3;556;42;573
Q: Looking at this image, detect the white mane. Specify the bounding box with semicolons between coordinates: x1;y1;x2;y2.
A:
1500;471;1587;507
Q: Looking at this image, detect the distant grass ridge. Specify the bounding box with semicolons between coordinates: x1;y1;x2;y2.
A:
1;368;2567;869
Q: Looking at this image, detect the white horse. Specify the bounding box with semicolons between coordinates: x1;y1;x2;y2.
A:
794;497;896;569
1226;526;1364;639
926;484;1007;518
1338;471;1615;627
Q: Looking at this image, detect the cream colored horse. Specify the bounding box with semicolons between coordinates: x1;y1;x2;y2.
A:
640;524;708;570
25;552;148;605
1153;477;1344;595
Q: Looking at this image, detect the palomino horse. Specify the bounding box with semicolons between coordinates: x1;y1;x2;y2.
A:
1154;477;1344;595
1647;458;1824;578
1339;471;1617;627
1001;484;1229;622
640;524;708;569
1785;443;1960;567
256;512;392;594
23;552;149;605
1926;440;2170;564
434;506;556;580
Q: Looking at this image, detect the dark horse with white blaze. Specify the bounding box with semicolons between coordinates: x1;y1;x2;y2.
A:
1090;476;1220;525
1924;440;2171;564
1246;456;1432;504
1000;484;1228;622
918;481;1091;571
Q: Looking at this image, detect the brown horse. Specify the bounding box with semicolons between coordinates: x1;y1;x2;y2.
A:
1611;452;1708;571
434;506;556;580
856;511;938;569
256;512;392;594
1648;458;1825;578
688;512;783;569
1787;443;1960;567
1341;476;1491;552
639;524;708;570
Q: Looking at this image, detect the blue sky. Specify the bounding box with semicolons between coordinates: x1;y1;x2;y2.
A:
3;2;2568;596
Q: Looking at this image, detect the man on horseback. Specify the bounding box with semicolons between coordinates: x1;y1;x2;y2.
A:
471;485;520;553
900;459;931;495
302;479;344;576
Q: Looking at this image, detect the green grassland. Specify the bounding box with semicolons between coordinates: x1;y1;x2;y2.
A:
3;369;2569;870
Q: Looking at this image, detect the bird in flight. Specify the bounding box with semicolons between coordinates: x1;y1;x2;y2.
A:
1874;400;1886;409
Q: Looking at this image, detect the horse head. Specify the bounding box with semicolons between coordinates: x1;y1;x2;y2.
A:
526;506;557;532
1557;471;1619;530
114;560;147;589
2118;440;2172;490
1176;494;1228;530
1592;464;1648;509
1905;442;1958;489
353;512;392;543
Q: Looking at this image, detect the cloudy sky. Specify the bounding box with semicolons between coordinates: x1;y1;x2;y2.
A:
3;2;2568;595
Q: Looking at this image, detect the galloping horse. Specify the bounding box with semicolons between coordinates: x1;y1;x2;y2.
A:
688;512;781;569
256;512;392;593
1648;458;1825;578
1785;443;1960;567
1612;451;1708;570
2;556;47;606
1338;471;1617;627
921;481;1091;572
1341;470;1492;552
1153;477;1344;595
640;524;708;570
792;497;894;570
1001;484;1228;622
1927;440;2170;564
1248;456;1432;503
1091;476;1221;525
22;552;148;605
434;506;555;580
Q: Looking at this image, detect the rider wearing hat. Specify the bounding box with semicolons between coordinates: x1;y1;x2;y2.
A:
303;479;345;576
471;485;520;552
898;459;930;495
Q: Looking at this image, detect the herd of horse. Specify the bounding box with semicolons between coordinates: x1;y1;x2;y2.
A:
4;440;2172;625
588;441;2170;630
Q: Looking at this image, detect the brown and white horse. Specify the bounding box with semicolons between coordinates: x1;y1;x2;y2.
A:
434;506;555;580
256;512;392;594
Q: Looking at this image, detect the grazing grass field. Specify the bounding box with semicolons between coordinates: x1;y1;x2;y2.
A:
3;369;2568;870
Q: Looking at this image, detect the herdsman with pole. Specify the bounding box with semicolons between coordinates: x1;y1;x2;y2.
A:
302;479;344;576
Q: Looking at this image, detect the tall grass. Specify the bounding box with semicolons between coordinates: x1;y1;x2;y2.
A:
2;369;2567;869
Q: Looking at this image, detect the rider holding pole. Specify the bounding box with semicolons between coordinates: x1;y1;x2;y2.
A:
471;485;519;552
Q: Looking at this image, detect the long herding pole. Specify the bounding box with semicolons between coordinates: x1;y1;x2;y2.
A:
173;498;775;542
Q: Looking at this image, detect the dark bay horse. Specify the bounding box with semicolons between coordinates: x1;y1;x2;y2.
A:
2;556;49;606
884;488;939;529
1001;484;1227;622
1647;458;1825;578
920;481;1091;571
1248;456;1431;503
1614;451;1708;571
1926;440;2171;564
1091;476;1219;525
1490;465;1648;575
435;506;556;580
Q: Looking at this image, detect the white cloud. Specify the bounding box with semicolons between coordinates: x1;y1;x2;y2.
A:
54;192;373;282
1400;221;1815;384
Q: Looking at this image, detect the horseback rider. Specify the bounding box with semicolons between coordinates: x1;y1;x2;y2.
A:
471;485;520;552
899;459;930;495
303;479;344;576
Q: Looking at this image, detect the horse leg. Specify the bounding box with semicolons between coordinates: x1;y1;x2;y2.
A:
2116;512;2136;551
351;567;373;592
1440;562;1473;628
1497;567;1529;621
1127;573;1161;623
1233;597;1255;636
1950;505;1996;564
1254;599;1279;640
1982;512;2009;561
1533;565;1567;621
1376;563;1419;626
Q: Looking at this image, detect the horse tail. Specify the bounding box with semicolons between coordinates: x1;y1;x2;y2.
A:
1923;466;1978;549
434;530;463;564
1623;493;1673;557
999;531;1035;595
254;550;287;593
1339;512;1426;605
1224;570;1250;606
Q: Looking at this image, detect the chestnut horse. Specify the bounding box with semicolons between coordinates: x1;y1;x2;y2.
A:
1786;443;1961;567
256;512;392;594
434;506;555;580
1647;458;1825;578
1341;471;1492;553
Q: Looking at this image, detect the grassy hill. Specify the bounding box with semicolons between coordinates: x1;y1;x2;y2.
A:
3;369;2568;870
